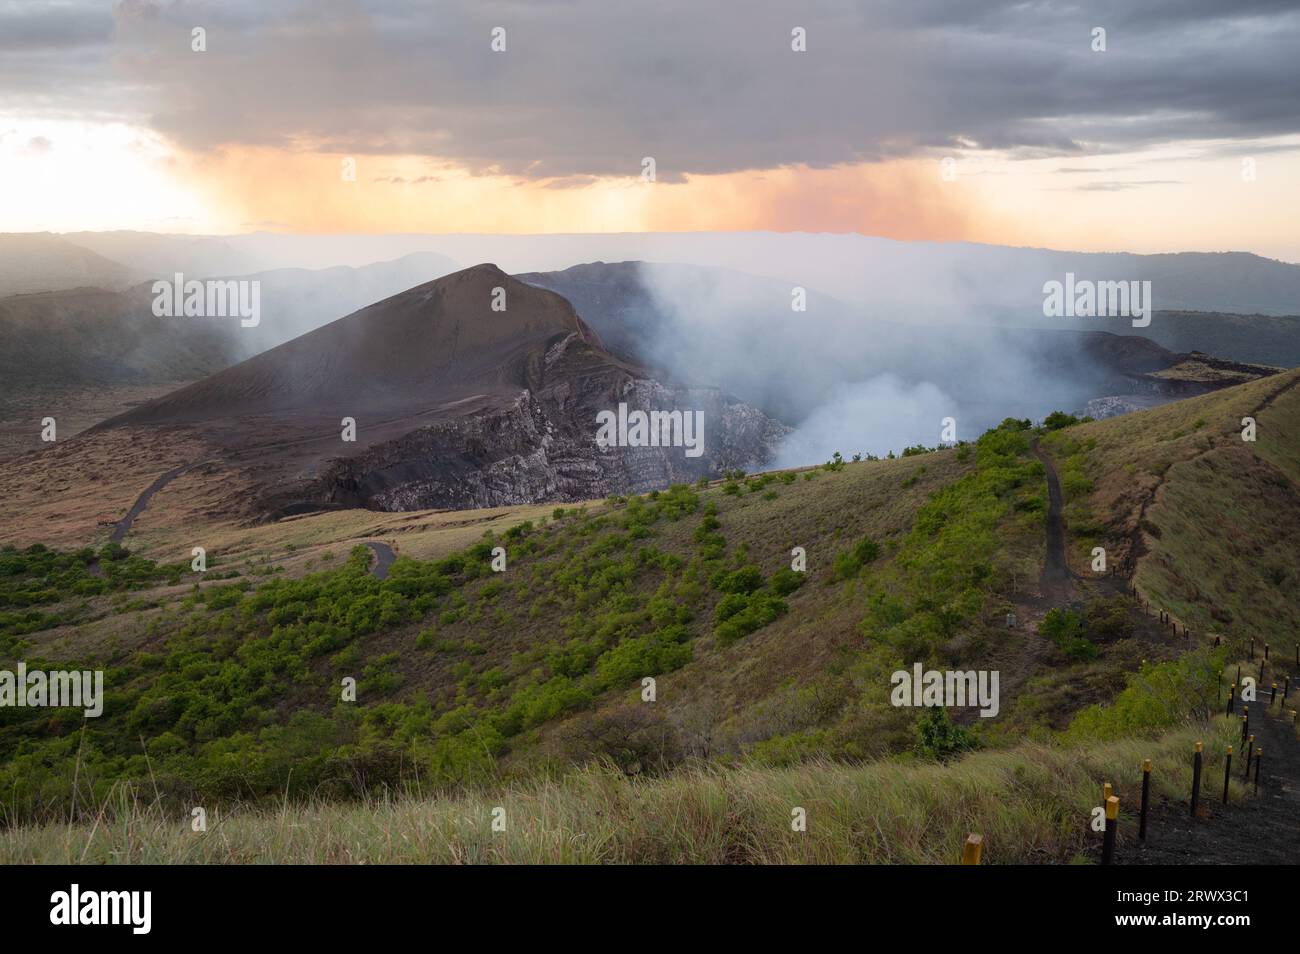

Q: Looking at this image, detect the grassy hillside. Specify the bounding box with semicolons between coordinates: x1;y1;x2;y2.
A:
1044;367;1300;650
0;721;1241;864
1;370;1295;862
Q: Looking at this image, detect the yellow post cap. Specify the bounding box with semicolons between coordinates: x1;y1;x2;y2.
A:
1105;795;1119;819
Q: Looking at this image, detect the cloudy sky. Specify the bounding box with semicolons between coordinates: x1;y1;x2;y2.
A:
2;0;1299;259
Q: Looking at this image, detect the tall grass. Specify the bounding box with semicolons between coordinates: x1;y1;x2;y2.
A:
0;720;1240;864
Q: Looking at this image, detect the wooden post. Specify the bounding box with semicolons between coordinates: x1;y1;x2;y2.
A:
1265;642;1270;661
1250;637;1255;659
1271;683;1278;708
1243;735;1255;778
1190;742;1203;818
1103;781;1113;803
1139;759;1152;841
1226;683;1236;716
962;833;982;865
1242;708;1249;744
1102;796;1119;864
1223;745;1233;803
1254;750;1262;794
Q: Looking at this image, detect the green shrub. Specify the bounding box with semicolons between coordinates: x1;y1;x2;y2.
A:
832;534;880;580
1039;608;1097;660
769;568;806;596
714;594;787;647
914;708;977;760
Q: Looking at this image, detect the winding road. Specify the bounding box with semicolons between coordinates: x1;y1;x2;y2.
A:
109;463;200;543
364;541;396;579
107;463;398;583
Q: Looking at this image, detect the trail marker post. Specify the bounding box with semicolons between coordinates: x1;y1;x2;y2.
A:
1190;742;1203;818
1102;796;1119;865
1223;745;1233;803
1254;749;1262;794
1139;759;1152;841
1243;735;1255;779
962;833;982;865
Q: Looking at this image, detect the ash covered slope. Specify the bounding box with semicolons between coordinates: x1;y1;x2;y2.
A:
113;263;594;423
103;264;788;516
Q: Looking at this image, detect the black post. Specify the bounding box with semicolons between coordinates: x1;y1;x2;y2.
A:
1190;743;1203;818
1227;683;1236;716
1250;637;1255;659
1271;683;1278;707
1242;708;1249;744
1102;796;1118;864
1223;745;1233;803
1254;749;1262;795
1265;643;1270;661
1139;759;1151;841
1243;735;1255;778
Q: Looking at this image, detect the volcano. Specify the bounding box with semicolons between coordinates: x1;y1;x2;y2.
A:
101;264;788;517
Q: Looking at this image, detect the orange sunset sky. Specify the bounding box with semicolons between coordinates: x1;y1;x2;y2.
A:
2;1;1298;262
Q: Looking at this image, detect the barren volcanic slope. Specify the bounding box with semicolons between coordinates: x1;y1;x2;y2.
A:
99;264;787;518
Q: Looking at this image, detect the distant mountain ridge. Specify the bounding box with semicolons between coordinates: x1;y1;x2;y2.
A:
0;251;461;396
0;233;132;297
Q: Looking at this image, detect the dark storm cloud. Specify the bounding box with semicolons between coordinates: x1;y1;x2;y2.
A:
9;0;1300;176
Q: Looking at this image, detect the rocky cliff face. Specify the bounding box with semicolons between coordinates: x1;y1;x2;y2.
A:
291;331;789;512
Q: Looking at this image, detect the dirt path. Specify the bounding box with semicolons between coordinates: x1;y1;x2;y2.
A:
364;541;396;579
1122;664;1300;864
1033;442;1075;603
109;463;199;543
